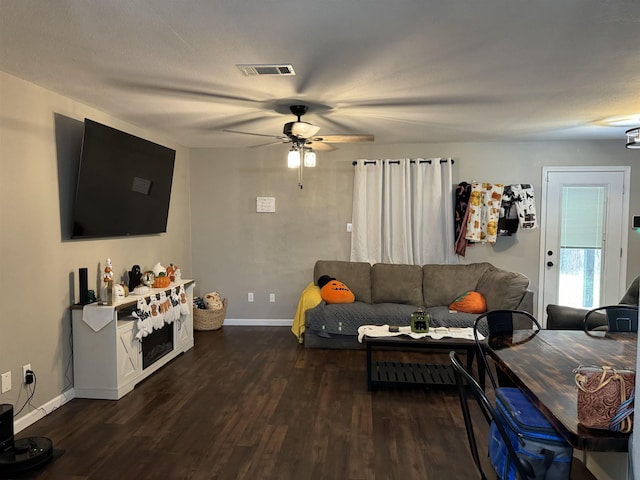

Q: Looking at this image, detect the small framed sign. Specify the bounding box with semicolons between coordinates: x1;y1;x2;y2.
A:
256;197;276;213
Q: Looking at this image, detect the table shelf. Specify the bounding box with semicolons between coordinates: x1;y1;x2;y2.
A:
370;361;456;389
365;334;476;391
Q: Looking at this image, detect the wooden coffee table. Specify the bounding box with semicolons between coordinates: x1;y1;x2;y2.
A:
364;334;478;391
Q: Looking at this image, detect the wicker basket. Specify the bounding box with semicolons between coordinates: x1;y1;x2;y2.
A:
193;298;227;331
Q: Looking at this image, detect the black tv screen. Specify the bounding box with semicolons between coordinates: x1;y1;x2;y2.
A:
71;119;176;239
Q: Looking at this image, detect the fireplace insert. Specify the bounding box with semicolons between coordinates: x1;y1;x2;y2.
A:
142;323;174;369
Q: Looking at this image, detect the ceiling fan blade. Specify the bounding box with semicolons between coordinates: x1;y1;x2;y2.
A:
310;134;374;143
111;78;265;108
345;95;499;109
305;141;336;152
223;129;288;140
249;140;291;148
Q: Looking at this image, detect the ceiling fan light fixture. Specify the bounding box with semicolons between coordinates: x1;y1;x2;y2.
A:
626;127;640;149
283;121;321;139
304;149;316;168
288;147;300;168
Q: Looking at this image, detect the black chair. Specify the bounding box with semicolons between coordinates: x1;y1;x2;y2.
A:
584;304;639;333
473;309;541;390
449;351;535;480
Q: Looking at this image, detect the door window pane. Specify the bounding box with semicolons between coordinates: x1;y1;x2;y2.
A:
558;186;605;309
558;248;601;308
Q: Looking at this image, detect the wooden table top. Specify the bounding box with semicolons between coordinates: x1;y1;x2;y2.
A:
486;329;636;452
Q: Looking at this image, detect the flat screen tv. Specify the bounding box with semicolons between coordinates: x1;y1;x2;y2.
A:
71;119;176;239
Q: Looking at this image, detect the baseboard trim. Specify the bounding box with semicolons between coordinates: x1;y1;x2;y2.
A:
223;319;293;326
14;388;75;434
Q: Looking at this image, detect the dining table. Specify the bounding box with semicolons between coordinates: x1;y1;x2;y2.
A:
485;328;636;453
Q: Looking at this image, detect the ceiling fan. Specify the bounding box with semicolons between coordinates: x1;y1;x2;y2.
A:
224;104;374;151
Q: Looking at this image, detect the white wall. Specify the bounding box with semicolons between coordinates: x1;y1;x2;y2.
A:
190;141;639;321
0;71;192;421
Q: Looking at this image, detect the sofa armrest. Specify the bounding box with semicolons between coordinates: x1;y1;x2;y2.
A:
516;290;534;314
545;304;589;330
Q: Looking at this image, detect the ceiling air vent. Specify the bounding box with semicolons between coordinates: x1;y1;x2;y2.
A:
236;64;296;76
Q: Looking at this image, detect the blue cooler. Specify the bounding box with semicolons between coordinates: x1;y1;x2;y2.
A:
490;387;573;479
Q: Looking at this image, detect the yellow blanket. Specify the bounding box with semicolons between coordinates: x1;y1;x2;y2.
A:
291;282;322;343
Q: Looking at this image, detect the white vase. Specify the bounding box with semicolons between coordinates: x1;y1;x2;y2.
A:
152;262;165;277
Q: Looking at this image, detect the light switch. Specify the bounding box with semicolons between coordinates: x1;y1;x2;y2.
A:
1;371;10;393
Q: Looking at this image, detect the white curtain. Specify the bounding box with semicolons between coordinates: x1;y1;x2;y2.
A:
350;158;456;265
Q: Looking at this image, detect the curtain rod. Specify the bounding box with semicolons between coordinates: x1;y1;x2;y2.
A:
352;159;454;166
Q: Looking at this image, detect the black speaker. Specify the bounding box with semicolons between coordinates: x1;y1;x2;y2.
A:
0;404;14;454
79;268;89;305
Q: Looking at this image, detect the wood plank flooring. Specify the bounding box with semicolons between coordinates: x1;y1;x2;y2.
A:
10;327;593;480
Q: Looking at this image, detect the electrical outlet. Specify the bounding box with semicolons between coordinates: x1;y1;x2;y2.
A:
269;293;275;303
248;292;254;302
23;364;31;383
1;371;11;393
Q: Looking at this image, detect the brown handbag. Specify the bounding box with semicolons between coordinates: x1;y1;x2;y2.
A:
574;365;635;433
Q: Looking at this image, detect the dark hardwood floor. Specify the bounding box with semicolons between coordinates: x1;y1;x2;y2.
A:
10;327;592;479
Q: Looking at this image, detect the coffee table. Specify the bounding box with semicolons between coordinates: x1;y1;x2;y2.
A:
364;334;479;391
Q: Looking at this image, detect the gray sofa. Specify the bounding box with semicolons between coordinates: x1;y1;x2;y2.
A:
304;260;533;348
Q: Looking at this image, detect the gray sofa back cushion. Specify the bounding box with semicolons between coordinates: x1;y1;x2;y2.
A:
476;267;530;310
371;263;423;306
314;260;372;303
422;263;493;307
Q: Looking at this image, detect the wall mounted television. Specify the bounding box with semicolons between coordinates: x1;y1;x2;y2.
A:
71;119;176;239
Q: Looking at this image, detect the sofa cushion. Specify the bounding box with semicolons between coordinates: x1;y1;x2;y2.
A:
422;263;493;307
425;306;482;331
314;260;372;303
305;301;417;336
476;267;529;310
371;263;423;306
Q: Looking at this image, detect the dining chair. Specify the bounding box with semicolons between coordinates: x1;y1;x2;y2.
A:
449;351;535;480
584;304;639;333
473;309;541;390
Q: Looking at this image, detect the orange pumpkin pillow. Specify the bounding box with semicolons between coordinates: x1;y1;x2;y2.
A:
449;291;487;314
318;275;355;304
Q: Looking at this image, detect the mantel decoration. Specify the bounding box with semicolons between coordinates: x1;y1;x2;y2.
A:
626;127;640;149
101;257;113;304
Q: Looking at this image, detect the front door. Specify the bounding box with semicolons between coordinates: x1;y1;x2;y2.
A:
539;167;629;322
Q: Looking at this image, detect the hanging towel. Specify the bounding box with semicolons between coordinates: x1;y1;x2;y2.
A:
498;185;520;236
510;184;538;229
465;182;504;243
454;182;472;255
